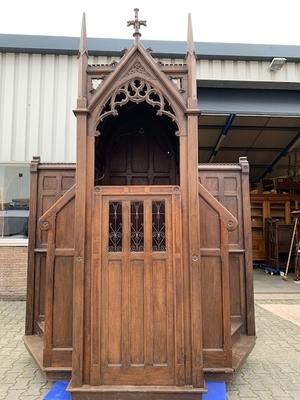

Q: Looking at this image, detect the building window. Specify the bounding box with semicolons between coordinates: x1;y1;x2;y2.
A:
0;164;30;241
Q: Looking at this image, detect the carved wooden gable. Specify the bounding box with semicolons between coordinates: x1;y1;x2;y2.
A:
85;44;188;134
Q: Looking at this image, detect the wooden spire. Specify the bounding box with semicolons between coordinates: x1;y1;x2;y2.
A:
78;12;88;99
187;13;195;56
186;13;197;104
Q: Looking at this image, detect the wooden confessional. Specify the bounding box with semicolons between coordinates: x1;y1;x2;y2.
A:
24;11;255;400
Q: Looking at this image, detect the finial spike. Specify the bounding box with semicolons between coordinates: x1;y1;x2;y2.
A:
79;12;88;56
78;12;88;99
187;13;195;55
127;8;147;44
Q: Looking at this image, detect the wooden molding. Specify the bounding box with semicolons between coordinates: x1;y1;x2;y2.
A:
198;182;238;231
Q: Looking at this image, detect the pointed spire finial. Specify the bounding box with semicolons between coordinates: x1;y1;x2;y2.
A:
127;8;147;44
187;13;195;55
78;12;88;99
79;12;88;57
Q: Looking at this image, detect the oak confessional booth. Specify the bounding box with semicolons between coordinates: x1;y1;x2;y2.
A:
24;10;255;400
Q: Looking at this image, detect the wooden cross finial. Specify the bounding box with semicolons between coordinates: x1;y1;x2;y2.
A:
127;8;147;43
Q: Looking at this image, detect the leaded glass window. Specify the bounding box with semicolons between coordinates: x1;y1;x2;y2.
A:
130;201;144;251
108;201;122;252
152;200;166;251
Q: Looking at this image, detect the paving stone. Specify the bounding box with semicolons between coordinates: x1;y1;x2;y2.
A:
1;299;300;400
21;397;41;400
254;391;274;400
227;392;241;400
4;389;26;400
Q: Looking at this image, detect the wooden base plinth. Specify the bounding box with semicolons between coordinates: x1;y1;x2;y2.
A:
203;335;256;374
232;335;256;371
23;335;71;381
23;333;255;391
68;385;206;400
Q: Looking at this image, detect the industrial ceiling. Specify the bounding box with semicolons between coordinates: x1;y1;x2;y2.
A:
198;114;300;182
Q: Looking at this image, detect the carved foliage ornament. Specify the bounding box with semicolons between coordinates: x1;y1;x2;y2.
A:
98;79;178;126
127;61;150;77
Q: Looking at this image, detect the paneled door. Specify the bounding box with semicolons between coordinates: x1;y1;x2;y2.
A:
91;186;185;386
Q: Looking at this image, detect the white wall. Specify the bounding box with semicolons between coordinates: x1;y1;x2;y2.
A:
0;51;300;163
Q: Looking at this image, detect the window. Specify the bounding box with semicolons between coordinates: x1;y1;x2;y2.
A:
0;163;30;241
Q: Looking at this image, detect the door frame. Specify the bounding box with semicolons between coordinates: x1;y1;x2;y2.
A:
90;185;185;386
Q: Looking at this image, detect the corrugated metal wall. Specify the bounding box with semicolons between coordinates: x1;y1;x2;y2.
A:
0;53;120;163
0;52;299;163
198;59;300;83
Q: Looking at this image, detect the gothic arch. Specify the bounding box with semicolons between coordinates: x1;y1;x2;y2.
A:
89;72;185;136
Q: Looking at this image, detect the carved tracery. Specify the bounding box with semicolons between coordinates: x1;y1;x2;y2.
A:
98;79;178;127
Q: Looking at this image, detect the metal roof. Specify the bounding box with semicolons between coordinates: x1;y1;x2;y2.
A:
198;114;300;181
198;88;300;116
1;33;300;61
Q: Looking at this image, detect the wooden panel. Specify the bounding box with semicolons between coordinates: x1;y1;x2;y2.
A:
42;176;58;190
94;188;181;386
199;169;245;326
107;259;122;365
131;134;149;173
55;199;75;248
199;197;220;248
52;256;73;348
200;171;243;249
199;162;255;340
26;164;76;337
40;195;56;245
36;253;46;321
129;259;144;365
229;254;245;320
36;169;76;247
202;176;219;196
62;175;76;191
152;259;168;365
29;173;76;369
201;256;223;349
97;118;179;186
153;141;171;173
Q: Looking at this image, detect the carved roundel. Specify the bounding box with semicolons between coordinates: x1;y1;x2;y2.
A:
98;79;178;127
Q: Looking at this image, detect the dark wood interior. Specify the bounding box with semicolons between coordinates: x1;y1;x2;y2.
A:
95;102;179;186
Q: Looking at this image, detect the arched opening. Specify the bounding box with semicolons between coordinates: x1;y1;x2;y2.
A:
95;101;179;186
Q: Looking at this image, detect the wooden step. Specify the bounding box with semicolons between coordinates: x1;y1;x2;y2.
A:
232;334;256;371
68;384;207;400
23;335;71;381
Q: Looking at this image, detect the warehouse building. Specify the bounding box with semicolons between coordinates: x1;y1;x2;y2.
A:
1;33;300;298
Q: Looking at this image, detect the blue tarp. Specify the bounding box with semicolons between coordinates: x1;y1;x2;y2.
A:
203;381;226;399
43;381;71;400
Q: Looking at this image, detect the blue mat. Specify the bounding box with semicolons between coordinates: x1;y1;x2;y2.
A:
43;380;71;400
44;380;225;399
203;381;226;399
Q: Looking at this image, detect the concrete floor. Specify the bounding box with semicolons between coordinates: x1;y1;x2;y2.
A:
254;268;300;295
0;269;300;400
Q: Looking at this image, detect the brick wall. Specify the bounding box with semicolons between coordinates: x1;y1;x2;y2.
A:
0;246;28;300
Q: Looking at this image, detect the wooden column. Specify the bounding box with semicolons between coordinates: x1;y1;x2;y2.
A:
185;14;204;387
71;13;89;387
239;157;256;336
25;156;40;335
